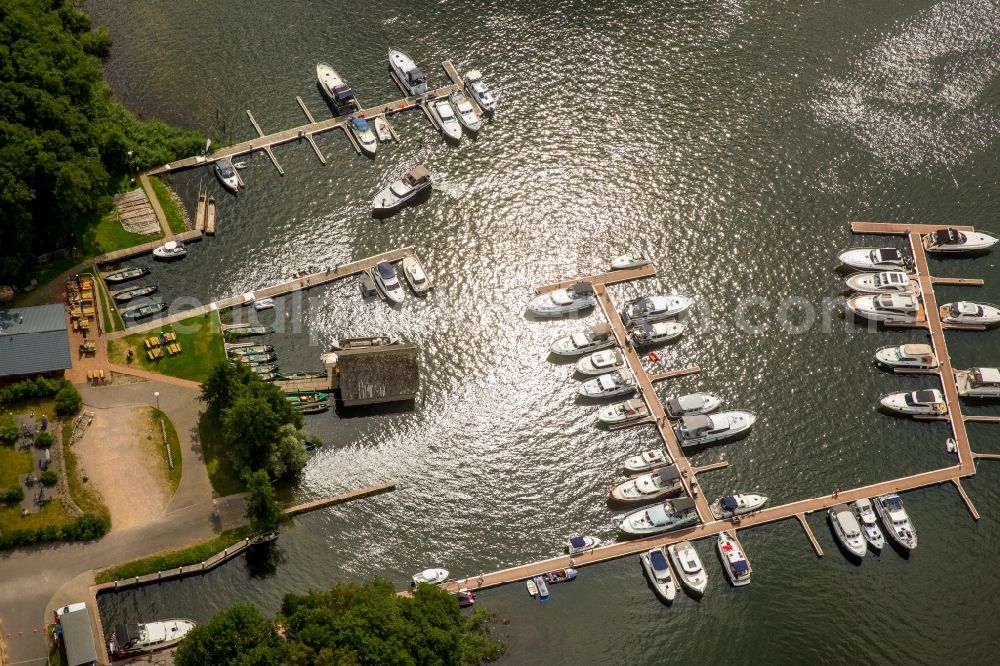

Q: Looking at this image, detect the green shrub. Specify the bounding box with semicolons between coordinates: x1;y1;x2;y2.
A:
0;512;108;550
39;471;57;486
0;377;59;406
35;431;54;448
0;422;18;444
3;485;24;503
55;385;82;416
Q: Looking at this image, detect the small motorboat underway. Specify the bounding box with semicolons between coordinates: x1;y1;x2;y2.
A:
372;164;432;214
578;369;637;399
389;49;428;96
105;266;149;284
253;298;274;312
668;541;708;597
665;393;723;419
610;251;650;270
874;343;938;369
550;323;615;356
922;227;998;254
373;116;393;142
215;158;241;192
640;547;676;603
463;70;496;113
431;99;463;142
617;496;699;536
845;293;922;325
621;449;672;475
709;494;768;520
620;295;692;325
609;463;684;505
879;389;947;416
315;62;357;115
838;247;912;272
528;282;596;317
674;411;756;447
349;117;378;156
108;619;197;658
850;498;885;551
402;255;433;295
873;493;916;550
152;240;187;260
717;531;751;587
828;503;867;560
629;321;685;347
123;302;167;320
411;568;449;586
565;535;600;555
956;367;1000;398
371;261;405;304
598;398;649;425
575;348;627;375
939;301;1000;326
449;90;481;134
113;285;158;303
845;271;919;294
542;568;577;584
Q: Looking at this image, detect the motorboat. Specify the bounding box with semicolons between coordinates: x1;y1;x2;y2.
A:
939;301;1000;326
113;285;158;303
431;99;463;142
104;266;149;284
402;255;433;295
716;531;751;587
253;298;274;311
640;547;676;603
578;369;637;399
668;541;708;597
565;535;600;555
828;503;867;560
371;261;405;304
850;498;885;551
453;590;475;608
873;493;916;551
373;116;393;142
845;293;922;325
463;70;495;113
709;493;768;519
315;62;357;115
597;398;649;425
665;393;723;419
215;158;240;192
233;161;246;169
108;619;196;658
838;247;912;272
542;568;577;584
946;437;958;453
617;496;699;536
879;389;947;416
674;411;756;447
372;164;432;214
411;568;449;585
527;282;596;317
874;343;938;369
152;240;187;260
550;323;615;356
526;578;538;597
621;449;672;475
575;348;627;375
449;90;481;134
956;367;1000;398
922;227;998;254
123;302;167;320
610;251;650;270
620;295;692;325
534;576;551;601
609;463;684;505
349;117;378;156
389;48;427;95
844;271;919;294
629;321;685;347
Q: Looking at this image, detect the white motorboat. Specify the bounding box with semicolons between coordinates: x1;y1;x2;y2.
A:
621;449;672;475
411;568;449;585
828;503;867;559
845;293;922;325
610;251;650;270
597;398;649;425
565;535;600;555
716;531;751;586
315;62;357;115
640;547;676;603
956;367;1000;398
253;298;274;312
108;619;197;658
214;159;240;192
528;282;596;317
939;301;1000;326
526;577;538;597
617;496;699;536
609;463;684;505
372;164;432;214
371;261;405;304
668;541;708;597
620;295;692;325
373;116;392;142
152;240;187;260
709;493;768;520
844;271;919;294
449;91;481;134
674;411;755;447
665;393;723;419
850;498;885;551
922;227;998;254
463;69;495;113
874;343;938;369
578;369;637;399
402;255;433;295
838;247;912;272
349;117;378;156
431;99;463;142
575;348;627;375
873;493;916;550
550;323;615;356
629;321;685;347
389;48;427;95
879;389;947;416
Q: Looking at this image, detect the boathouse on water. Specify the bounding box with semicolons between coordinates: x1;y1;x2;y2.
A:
335;344;419;406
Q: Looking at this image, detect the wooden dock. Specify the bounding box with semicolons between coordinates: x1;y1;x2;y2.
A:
534;264;656;294
96;229;203;266
283;480;397;517
850;221;974;235
648;365;700;383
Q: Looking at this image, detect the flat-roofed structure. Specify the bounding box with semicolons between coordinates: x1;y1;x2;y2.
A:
0;304;71;379
336;344;419;406
59;607;98;666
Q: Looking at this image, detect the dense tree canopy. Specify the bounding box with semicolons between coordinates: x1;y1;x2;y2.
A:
244;469;283;534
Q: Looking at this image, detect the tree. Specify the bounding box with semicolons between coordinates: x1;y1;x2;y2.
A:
244;469;282;534
269;424;308;479
54;384;82;416
222;393;282;475
200;362;255;410
173;604;283;666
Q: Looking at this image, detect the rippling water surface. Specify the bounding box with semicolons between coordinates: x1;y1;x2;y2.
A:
90;0;1000;662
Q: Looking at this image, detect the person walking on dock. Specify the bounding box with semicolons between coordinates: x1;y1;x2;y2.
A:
833;486;840;499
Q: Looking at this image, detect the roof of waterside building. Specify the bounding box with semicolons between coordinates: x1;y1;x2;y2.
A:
0;304;71;378
336;344;419;406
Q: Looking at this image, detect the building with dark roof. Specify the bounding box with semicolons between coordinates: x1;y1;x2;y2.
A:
0;304;72;379
336;344;419;406
59;607;98;666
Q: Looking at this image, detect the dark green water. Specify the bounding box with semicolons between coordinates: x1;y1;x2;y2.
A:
90;0;1000;662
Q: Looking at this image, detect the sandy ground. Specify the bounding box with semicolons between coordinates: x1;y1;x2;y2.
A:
74;405;171;531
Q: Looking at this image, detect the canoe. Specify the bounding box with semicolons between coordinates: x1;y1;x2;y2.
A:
104;266;149;284
123;302;167;319
113;285;158;303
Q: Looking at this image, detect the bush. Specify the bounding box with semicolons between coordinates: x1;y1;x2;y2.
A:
0;512;108;550
0;421;18;444
0;377;59;407
39;471;57;486
3;485;24;503
35;431;54;448
55;385;82;416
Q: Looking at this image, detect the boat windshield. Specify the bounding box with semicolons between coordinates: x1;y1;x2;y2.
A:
351;118;369;131
376;263;395;280
218;164;234;178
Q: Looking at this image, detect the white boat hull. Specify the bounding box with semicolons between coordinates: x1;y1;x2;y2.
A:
873;345;938;369
668;542;708;597
924;231;998;253
621;449;671;475
717;531;751;586
845;272;919;294
675;411;756;447
575;349;626;375
879;392;947;416
640;550;676;603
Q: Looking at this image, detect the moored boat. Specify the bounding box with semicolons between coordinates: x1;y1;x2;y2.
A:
617;496;699;536
621;449;671;475
371;164;433;214
674;411;755;447
373;116;392;142
850;498;885;551
578;369;637;399
104;266;149;284
551;324;615;356
922;227;998;254
533;576;551;601
108;619;196;658
716;531;751;586
609;463;683;505
565;535;600;555
113;285;158;303
412;568;449;586
253;298;274;312
152;241;187;261
874;343;938;369
293;401;329;414
528;282;596;317
542;568;577;584
227;344;275;356
371;262;405;304
449;90;481;134
956;367;1000;398
873;493;916;550
838;247;912;272
233;352;278;365
223;324;274;337
665;393;722;419
276;371;327;381
709;493;768;519
610;251;650;270
640;547;676;603
215;158;240;192
939;301;1000;326
845;271;919;294
845;293;922;325
453;590;476;608
389;48;428;95
597;398;649;425
828;503;867;559
402;255;433;295
349;117;378;156
331;336;398;350
879;389;947;416
123;302;167;320
463;70;496;113
620;295;691;325
249;363;279;376
575;348;627;375
431;98;463;142
285;390;328;405
629;321;685;347
667;541;708;597
316;62;357;115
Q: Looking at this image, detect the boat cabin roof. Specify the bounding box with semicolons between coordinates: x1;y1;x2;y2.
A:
376;262;395;279
466;69;483;80
954;302;981;316
878;271;907;284
901;344;933;356
680;415;712;432
406;68;425;84
912;389;942;404
658;464;680;482
588;322;611;336
973;367;1000;384
408;165;431;181
350;117;370;130
721;496;739;511
876;293;915;309
597;374;617;390
932;228;962;244
649;549;668;571
875;248;902;261
732;560;749;574
569;536;588;548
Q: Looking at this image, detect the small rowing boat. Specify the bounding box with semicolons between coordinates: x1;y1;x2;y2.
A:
104;266;149;284
113;285;158;303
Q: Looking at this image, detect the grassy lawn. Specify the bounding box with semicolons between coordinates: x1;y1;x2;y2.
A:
107;312;224;383
0;500;74;535
94;526;253;583
198;409;246;496
148;176;188;234
92;212;162;254
62;420;111;524
92;271;124;332
148;408;182;493
0;445;32;487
